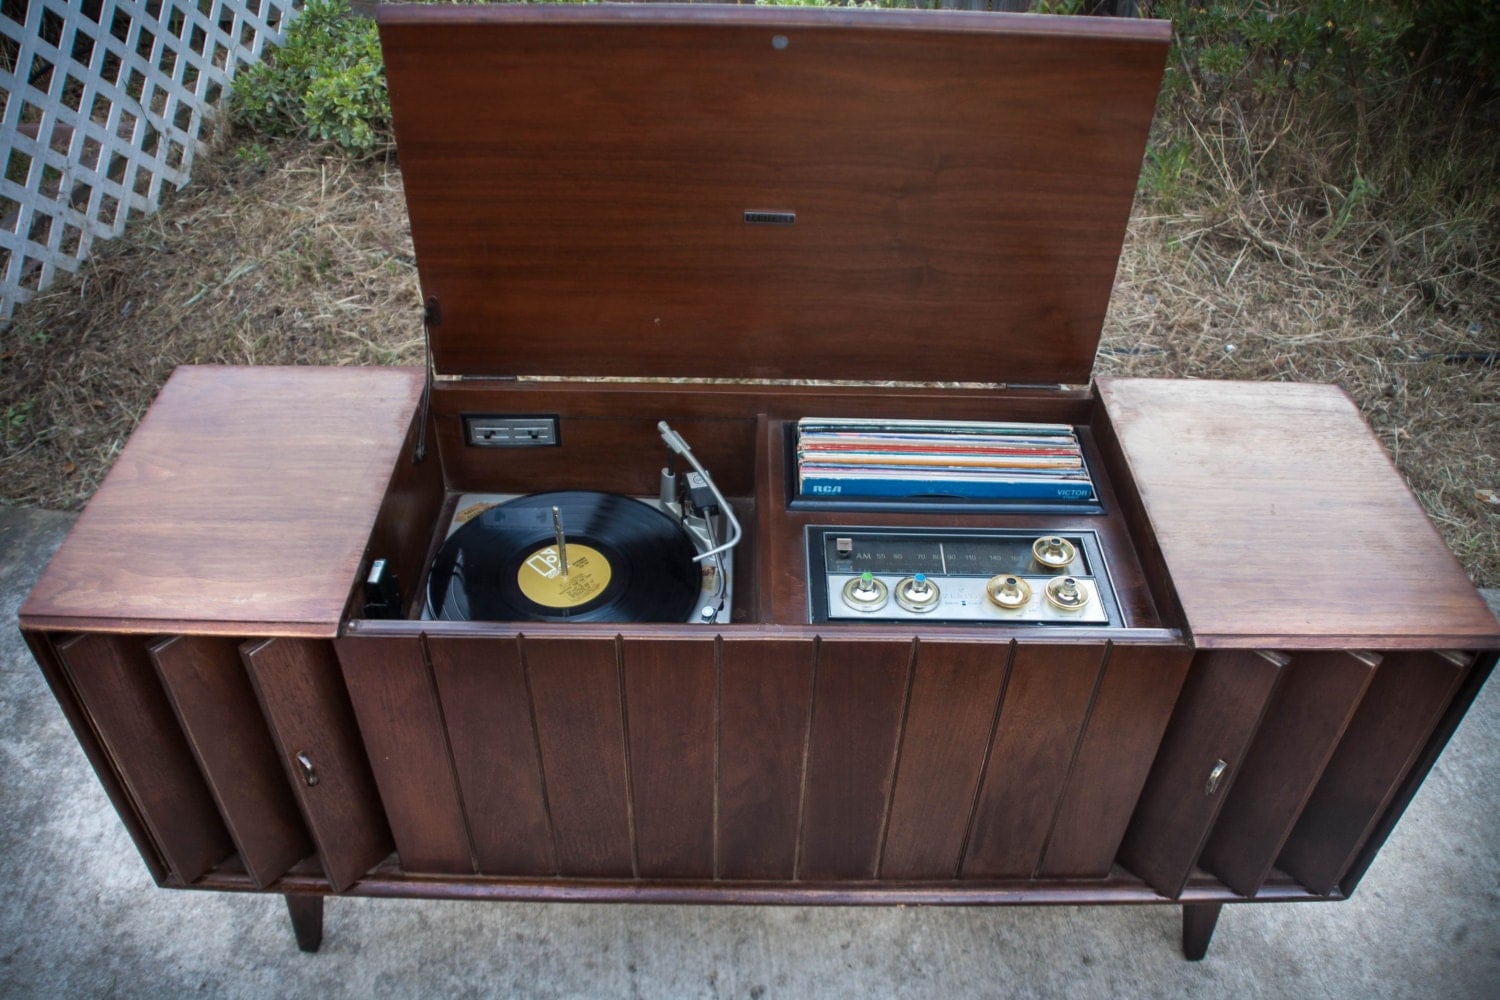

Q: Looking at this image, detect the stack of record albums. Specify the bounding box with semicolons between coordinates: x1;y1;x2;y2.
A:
795;418;1097;503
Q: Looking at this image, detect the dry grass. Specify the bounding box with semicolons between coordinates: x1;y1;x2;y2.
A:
1;141;424;507
1100;211;1499;584
1099;84;1499;586
2;125;1496;584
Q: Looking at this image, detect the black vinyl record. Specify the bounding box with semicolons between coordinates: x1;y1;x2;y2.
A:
427;491;701;623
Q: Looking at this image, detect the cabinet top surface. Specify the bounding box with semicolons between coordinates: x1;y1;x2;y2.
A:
21;366;425;637
380;4;1168;385
1097;377;1500;649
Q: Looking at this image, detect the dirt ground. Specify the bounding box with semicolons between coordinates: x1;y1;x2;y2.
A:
2;137;1496;585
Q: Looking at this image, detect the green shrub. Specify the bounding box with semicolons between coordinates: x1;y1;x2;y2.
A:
1145;1;1497;250
231;0;390;155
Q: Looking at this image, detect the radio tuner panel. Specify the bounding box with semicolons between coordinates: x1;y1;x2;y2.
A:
806;526;1121;626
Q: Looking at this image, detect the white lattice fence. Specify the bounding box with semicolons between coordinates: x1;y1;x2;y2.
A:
0;0;300;324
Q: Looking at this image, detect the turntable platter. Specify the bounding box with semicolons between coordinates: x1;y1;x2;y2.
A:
427;490;701;623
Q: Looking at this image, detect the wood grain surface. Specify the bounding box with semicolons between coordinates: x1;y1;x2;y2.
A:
797;638;912;880
241;638;393;892
880;640;1011;880
1278;650;1467;894
1118;649;1285;898
621;637;717;878
334;636;476;874
54;633;235;884
23;630;171;884
381;5;1167;384
427;635;556;876
1038;643;1191;878
1197;650;1377;897
151;635;315;888
21;366;425;637
1096;377;1500;649
521;635;636;878
961;643;1104;879
717;637;816;880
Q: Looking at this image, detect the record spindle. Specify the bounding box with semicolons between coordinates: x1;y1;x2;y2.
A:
551;506;568;577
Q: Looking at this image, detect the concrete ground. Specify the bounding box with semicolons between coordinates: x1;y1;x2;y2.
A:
2;503;1496;999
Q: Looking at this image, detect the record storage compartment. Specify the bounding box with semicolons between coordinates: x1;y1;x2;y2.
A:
18;4;1500;962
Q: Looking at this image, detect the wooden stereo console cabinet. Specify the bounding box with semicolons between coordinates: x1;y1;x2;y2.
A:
19;5;1499;961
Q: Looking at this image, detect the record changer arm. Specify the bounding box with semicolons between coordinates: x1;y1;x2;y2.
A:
658;421;743;564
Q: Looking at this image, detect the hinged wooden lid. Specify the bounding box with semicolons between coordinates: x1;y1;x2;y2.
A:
21;366;426;638
381;4;1168;384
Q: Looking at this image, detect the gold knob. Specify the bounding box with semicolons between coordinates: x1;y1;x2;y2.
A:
986;574;1032;609
1032;535;1076;569
1044;576;1090;610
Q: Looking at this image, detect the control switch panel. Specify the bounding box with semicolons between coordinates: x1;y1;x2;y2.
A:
807;527;1120;626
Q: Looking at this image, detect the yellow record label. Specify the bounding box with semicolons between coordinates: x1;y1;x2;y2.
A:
517;543;611;609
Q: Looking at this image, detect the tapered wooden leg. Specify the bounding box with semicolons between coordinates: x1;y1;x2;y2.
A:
285;894;324;953
1181;902;1223;961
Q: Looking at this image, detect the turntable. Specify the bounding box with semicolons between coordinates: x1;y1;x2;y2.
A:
18;3;1498;965
426;424;738;625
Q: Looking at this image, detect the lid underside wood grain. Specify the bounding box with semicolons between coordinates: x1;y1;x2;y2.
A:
381;5;1168;384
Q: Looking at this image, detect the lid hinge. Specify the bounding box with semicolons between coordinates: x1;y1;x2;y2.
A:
412;296;440;463
423;296;518;384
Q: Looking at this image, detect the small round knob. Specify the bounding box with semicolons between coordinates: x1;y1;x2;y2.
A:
1044;575;1090;610
895;574;941;613
986;574;1032;609
1032;535;1077;570
841;572;889;612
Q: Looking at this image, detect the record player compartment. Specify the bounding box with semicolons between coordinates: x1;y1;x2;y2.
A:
373;377;1171;632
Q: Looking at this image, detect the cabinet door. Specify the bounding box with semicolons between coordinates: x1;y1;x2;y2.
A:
241;638;392;891
53;633;234;884
1278;650;1469;894
1117;649;1285;898
1199;650;1378;897
151;635;314;888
